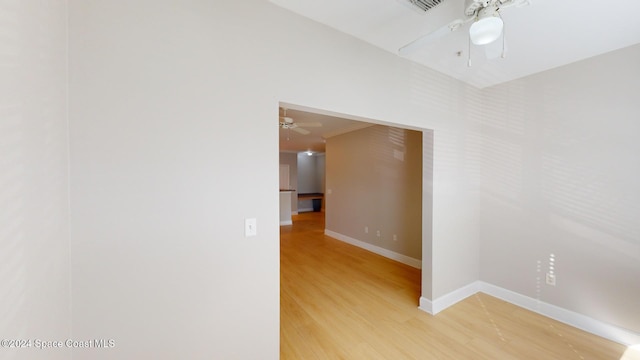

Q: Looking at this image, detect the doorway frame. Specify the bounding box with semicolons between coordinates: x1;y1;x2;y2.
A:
277;101;434;304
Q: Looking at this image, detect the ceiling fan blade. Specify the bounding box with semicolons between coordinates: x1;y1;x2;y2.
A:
292;127;310;135
497;0;531;10
279;116;294;123
295;122;322;128
399;18;469;56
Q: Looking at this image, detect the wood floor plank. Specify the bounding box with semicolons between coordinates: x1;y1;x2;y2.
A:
280;212;627;359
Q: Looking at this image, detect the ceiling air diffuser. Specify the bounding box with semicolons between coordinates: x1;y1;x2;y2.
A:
404;0;446;12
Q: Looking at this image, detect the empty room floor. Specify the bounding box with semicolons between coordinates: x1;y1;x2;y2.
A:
280;212;627;359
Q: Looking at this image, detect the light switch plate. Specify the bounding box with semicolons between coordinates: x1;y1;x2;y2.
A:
245;218;257;237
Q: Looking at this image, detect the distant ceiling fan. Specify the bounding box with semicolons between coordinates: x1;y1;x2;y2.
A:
399;0;531;62
279;108;322;136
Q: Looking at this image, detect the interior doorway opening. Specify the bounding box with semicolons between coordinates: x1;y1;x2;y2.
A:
277;101;434;290
278;104;434;359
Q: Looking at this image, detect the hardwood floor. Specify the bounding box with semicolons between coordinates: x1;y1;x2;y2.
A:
280;211;628;359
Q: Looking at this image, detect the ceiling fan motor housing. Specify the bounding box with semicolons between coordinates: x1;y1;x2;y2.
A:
464;0;528;17
466;0;502;16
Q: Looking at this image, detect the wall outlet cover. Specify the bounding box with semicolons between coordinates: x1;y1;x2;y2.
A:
546;273;556;286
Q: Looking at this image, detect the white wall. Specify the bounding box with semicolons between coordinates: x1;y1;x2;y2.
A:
296;152;322;211
430;81;483;299
68;0;480;358
479;44;640;333
297;153;320;194
0;1;71;359
5;1;636;358
279;152;298;213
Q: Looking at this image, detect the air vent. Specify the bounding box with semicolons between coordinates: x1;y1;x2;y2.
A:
405;0;445;12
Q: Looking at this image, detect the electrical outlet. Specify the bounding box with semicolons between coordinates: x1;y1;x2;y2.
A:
376;230;381;237
393;234;397;241
546;273;556;286
365;226;368;234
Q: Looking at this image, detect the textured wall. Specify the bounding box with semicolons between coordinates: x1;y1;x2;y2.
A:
68;0;481;358
0;1;71;359
479;44;640;333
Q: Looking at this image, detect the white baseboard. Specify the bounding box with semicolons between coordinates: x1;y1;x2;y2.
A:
419;297;433;314
419;281;481;315
477;281;640;346
280;220;292;226
292;211;299;215
324;230;422;269
298;207;313;212
417;280;640;346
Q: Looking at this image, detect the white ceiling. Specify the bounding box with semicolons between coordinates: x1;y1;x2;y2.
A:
270;0;640;88
279;108;373;153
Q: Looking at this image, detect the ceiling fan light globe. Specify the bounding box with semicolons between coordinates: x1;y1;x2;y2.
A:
469;16;503;45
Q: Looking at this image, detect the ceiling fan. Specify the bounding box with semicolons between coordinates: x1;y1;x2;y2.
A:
279;108;322;136
399;0;531;61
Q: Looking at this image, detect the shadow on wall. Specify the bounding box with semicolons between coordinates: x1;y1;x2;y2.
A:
473;78;640;334
475;80;640;259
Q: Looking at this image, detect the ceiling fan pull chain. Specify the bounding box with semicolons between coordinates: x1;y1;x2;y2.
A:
499;11;506;58
468;31;472;67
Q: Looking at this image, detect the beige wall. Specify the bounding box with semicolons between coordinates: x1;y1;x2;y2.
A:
78;0;640;355
68;1;481;358
326;125;424;260
0;1;71;359
7;1;636;358
479;44;640;333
